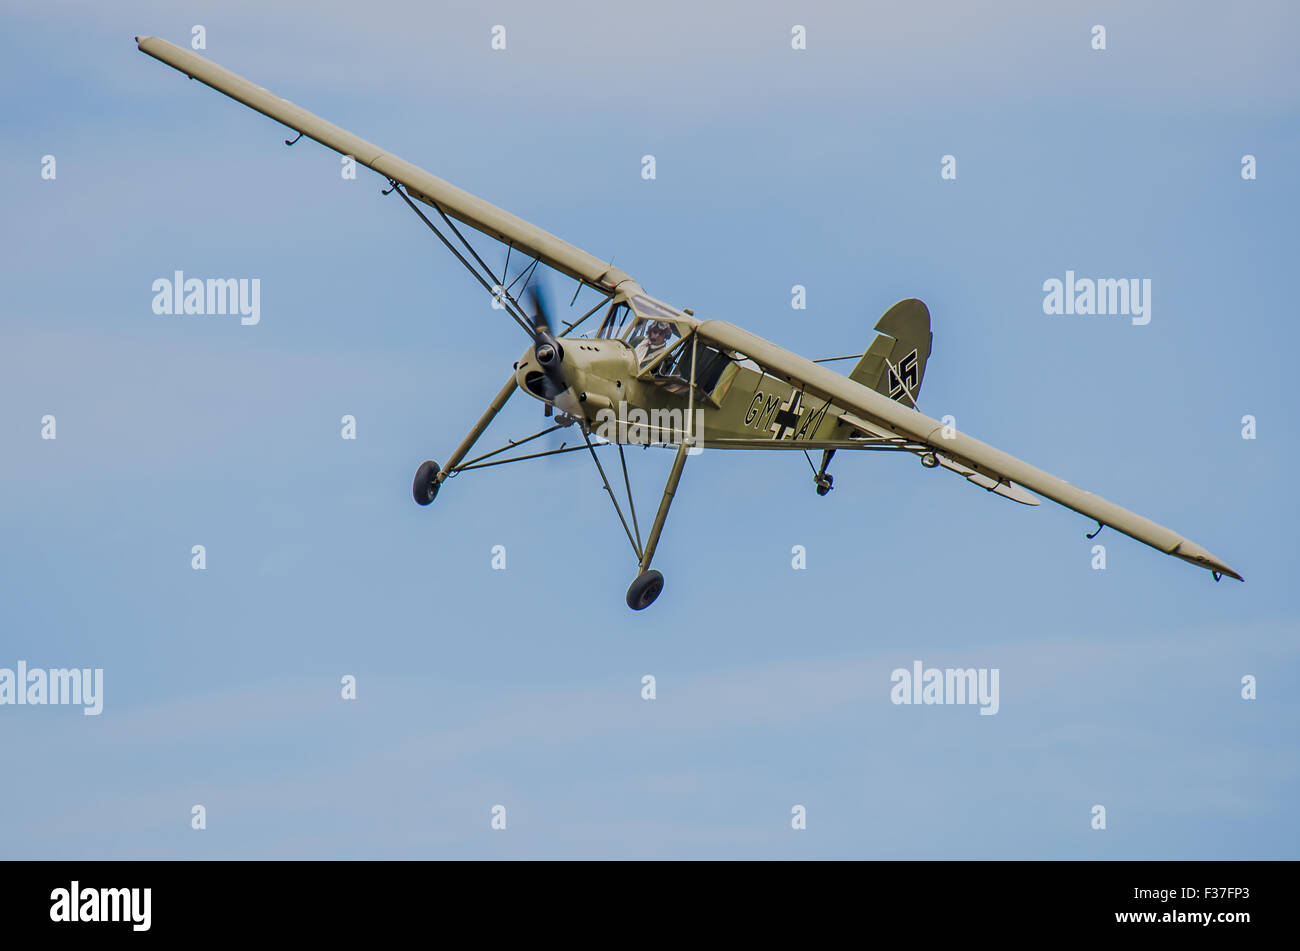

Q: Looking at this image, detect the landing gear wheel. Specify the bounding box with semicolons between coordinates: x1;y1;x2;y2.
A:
921;452;939;469
412;460;441;506
815;474;834;496
626;569;664;610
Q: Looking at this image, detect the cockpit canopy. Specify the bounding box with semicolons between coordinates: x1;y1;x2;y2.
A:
591;293;730;394
596;293;694;341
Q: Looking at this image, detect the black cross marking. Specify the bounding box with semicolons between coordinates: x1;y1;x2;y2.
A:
770;390;805;440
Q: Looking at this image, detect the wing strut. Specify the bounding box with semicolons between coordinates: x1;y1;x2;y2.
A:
386;181;536;340
582;432;644;562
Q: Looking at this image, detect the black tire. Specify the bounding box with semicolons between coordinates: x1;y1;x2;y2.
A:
625;569;664;610
815;474;834;496
412;460;441;506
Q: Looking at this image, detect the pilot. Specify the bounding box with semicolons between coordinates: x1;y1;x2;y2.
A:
634;320;673;368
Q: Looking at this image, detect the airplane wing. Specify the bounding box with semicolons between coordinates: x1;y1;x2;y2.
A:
695;319;1243;581
135;36;634;295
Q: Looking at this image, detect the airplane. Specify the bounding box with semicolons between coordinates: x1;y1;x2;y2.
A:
136;35;1243;610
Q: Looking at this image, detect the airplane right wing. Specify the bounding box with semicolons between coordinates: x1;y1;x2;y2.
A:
695;319;1243;581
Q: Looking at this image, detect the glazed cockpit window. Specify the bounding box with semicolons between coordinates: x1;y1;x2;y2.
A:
596;301;632;339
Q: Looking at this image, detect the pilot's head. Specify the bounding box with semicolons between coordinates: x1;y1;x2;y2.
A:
647;321;671;344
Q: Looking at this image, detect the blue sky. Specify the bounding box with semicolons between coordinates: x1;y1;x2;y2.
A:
1;0;1296;858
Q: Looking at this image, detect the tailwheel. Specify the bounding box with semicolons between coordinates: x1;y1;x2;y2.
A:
815;473;834;496
626;570;664;610
412;460;441;506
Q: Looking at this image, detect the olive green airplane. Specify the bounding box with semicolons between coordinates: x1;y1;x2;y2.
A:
138;36;1243;609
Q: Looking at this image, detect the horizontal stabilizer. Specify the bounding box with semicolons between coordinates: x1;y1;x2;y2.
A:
938;456;1039;505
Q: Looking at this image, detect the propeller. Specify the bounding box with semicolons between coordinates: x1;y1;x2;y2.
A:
523;282;569;404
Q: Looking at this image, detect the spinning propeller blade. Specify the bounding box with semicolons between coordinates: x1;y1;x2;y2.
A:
522;283;575;411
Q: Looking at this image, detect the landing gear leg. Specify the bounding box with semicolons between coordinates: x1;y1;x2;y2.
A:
814;448;836;496
413;374;518;505
625;438;692;610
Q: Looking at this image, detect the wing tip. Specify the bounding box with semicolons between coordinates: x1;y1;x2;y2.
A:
1172;542;1243;583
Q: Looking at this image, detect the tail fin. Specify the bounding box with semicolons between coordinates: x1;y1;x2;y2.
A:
848;299;932;407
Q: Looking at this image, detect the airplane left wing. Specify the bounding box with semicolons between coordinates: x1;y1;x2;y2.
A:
135;36;634;295
695;319;1242;581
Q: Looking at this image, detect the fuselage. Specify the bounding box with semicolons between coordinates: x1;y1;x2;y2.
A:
515;338;844;447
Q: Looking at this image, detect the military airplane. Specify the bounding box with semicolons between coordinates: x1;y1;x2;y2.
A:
137;36;1243;609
